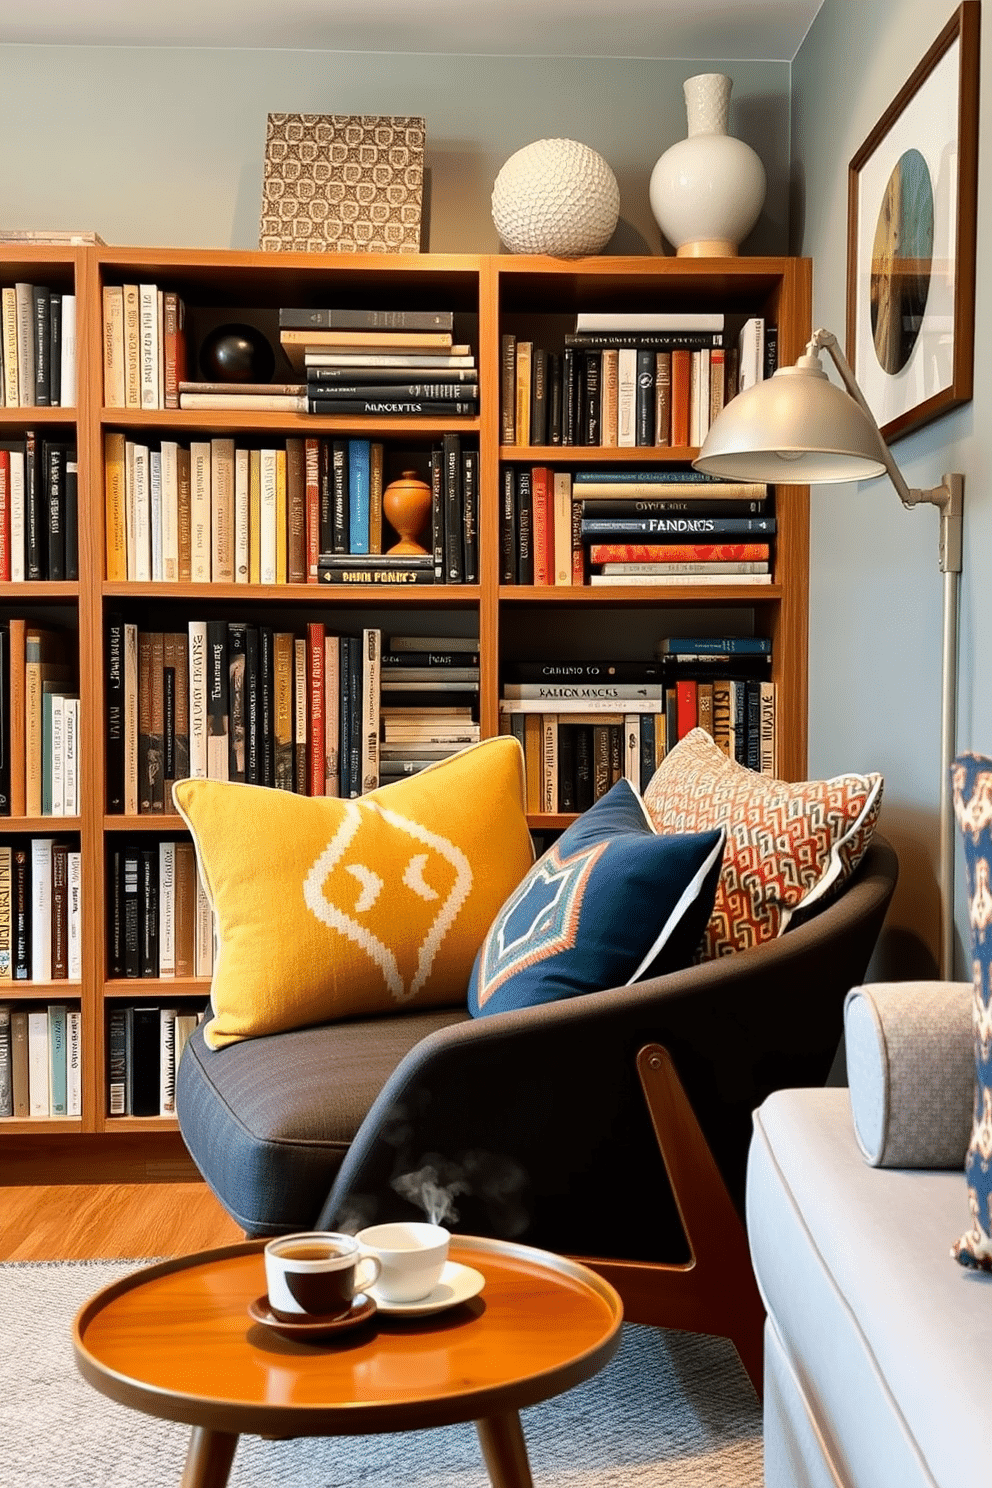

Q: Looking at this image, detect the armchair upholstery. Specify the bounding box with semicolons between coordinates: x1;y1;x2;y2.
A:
177;836;897;1391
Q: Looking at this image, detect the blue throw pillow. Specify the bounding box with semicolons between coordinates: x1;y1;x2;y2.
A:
951;752;992;1270
468;778;725;1017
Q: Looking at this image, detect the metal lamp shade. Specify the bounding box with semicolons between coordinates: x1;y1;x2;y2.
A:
694;362;889;483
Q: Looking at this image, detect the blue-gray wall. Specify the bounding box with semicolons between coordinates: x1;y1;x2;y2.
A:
0;47;789;256
793;0;989;975
7;26;968;972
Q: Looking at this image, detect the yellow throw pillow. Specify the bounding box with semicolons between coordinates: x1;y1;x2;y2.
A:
173;737;534;1049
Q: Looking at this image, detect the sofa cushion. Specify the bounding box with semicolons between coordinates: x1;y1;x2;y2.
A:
467;777;725;1017
173;736;534;1049
748;1087;987;1488
643;728;882;958
844;980;974;1168
951;751;992;1269
176;1007;470;1235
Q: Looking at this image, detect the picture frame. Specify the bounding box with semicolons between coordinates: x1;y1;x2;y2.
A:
846;2;980;442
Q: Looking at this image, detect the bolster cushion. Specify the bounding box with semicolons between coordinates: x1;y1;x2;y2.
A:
844;980;973;1168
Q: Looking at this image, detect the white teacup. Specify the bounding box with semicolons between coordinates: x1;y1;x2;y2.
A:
264;1231;381;1320
356;1221;450;1303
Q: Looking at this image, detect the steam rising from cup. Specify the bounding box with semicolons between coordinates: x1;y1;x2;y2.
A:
391;1163;469;1226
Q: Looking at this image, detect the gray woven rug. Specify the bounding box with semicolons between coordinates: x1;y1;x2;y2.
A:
4;1259;762;1487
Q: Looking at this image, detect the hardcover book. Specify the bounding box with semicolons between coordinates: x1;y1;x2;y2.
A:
259;113;425;254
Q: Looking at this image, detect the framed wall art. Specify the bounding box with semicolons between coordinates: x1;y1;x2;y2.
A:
846;2;979;442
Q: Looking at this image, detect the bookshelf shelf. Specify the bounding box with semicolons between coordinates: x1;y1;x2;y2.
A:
102;581;483;604
499;444;701;463
101;408;483;438
0;245;810;1164
0;582;80;599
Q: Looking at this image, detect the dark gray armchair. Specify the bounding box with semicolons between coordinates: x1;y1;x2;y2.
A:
177;835;897;1394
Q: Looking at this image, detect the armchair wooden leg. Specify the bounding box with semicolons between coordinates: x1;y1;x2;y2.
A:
576;1043;765;1398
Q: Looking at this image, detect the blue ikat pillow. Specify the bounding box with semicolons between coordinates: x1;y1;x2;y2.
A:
951;752;992;1270
468;778;725;1017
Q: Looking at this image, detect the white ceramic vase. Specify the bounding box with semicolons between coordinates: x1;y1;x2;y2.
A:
649;73;766;257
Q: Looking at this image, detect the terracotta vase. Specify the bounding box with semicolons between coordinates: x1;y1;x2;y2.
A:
383;470;432;554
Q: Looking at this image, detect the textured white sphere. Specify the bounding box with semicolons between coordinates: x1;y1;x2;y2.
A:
491;138;620;257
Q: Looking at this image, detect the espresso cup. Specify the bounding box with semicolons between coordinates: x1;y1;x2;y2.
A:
356;1221;450;1303
263;1232;381;1320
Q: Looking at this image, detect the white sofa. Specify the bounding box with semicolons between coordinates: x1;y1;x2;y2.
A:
746;980;991;1488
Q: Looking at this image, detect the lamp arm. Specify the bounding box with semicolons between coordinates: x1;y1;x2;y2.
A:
809;328;963;576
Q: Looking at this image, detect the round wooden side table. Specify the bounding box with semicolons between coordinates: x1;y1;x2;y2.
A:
73;1234;623;1488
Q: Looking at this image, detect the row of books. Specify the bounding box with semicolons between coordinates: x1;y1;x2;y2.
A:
501;639;777;801
1;283;77;408
111;621;385;809
102;282;187;410
0;434;79;580
109;622;483;812
108;839;212;981
504;713;660;815
502;678;777;803
500;467;774;586
0;838;82;983
500;313;776;449
0;1001;81;1118
0;622;80;818
104;432;479;585
107;1001;208;1118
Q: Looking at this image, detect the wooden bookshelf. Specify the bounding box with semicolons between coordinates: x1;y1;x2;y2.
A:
0;246;810;1173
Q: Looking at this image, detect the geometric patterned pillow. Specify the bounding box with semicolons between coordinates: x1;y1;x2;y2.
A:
950;751;992;1270
467;778;725;1017
173;737;535;1049
643;728;883;959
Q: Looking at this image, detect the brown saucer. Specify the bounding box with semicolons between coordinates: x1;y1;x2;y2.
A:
248;1292;377;1340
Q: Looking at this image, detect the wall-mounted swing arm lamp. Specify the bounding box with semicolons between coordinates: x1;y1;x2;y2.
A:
694;327;964;980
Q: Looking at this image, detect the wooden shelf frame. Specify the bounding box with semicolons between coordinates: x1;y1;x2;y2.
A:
0;246;810;1157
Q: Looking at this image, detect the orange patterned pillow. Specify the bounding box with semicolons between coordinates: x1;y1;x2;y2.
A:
643;729;883;958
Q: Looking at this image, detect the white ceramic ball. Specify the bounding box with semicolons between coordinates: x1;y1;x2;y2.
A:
491;139;620;258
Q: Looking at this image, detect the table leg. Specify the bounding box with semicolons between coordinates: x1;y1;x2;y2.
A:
476;1410;534;1488
179;1426;239;1488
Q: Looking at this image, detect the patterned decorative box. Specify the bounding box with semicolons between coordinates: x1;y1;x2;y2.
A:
259;113;426;254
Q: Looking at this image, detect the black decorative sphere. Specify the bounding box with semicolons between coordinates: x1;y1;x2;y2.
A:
198;323;276;384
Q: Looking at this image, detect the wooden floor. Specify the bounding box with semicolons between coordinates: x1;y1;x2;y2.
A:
0;1181;244;1261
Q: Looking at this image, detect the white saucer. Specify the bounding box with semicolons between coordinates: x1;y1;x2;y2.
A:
369;1260;485;1317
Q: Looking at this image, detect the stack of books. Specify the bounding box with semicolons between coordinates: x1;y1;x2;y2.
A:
498;466;773;587
379;634;480;781
102;283;188;410
274;307;479;418
1;282;77;408
177;381;307;412
0;1000;82;1119
577;469;774;585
